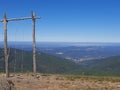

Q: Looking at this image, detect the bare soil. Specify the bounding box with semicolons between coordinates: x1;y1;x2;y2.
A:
1;73;120;90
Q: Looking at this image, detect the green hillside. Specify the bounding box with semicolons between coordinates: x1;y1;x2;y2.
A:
1;48;120;76
80;56;120;76
0;48;81;74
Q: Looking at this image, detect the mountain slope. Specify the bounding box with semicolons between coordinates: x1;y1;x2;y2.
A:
80;56;120;76
0;48;80;74
1;48;120;76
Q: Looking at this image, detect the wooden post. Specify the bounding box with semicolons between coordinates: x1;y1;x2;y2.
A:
32;12;37;75
3;13;9;78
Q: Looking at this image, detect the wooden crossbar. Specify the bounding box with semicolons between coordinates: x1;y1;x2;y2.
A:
0;17;41;22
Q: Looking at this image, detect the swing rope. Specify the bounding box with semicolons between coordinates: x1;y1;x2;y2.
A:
21;27;24;72
0;23;4;48
13;28;17;73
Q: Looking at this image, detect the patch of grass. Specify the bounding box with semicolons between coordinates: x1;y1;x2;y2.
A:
41;73;51;76
64;75;120;82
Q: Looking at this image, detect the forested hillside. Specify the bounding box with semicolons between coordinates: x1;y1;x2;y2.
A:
0;48;120;76
0;48;80;74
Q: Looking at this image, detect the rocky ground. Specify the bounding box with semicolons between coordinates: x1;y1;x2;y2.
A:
0;73;120;90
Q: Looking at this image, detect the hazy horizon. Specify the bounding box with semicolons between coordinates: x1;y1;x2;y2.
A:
1;41;120;48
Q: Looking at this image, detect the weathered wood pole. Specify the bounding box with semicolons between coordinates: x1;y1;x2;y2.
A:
3;13;9;78
32;12;37;74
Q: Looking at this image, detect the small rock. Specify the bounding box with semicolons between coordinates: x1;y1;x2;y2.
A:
117;85;120;88
10;74;14;77
36;75;40;79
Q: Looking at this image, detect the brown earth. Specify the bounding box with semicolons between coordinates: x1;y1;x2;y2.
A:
1;73;120;90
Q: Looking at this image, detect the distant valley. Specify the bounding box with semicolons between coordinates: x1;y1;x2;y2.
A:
40;46;120;63
1;42;120;63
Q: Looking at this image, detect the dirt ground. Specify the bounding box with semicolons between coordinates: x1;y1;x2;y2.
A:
1;74;120;90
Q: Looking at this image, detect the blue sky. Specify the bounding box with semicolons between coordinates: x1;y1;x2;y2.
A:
0;0;120;42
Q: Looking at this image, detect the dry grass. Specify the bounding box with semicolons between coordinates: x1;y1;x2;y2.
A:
0;73;120;90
